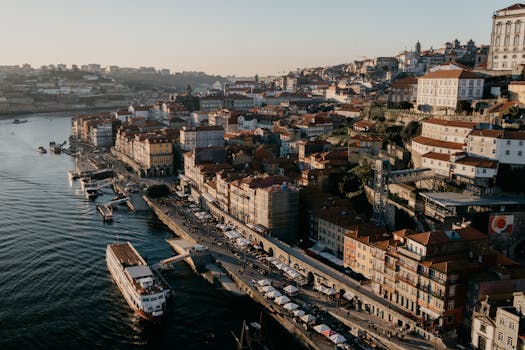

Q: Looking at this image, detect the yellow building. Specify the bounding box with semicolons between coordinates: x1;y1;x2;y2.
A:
509;81;525;104
133;134;173;176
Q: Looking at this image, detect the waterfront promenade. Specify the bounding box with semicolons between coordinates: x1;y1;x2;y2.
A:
146;195;442;350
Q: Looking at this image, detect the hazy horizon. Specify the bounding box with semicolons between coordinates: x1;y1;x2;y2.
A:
0;0;514;76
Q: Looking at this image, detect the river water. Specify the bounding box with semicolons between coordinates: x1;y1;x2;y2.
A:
0;113;299;350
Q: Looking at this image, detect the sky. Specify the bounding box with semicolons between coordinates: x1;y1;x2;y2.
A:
0;0;516;76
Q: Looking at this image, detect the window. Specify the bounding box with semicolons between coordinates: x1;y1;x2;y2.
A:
449;285;456;296
506;150;510;155
498;332;503;341
507;140;511;145
507;336;513;346
510;321;515;330
480;324;486;333
483;169;487;174
448;300;455;310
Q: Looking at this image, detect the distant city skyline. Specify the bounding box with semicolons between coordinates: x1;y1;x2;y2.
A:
0;0;516;76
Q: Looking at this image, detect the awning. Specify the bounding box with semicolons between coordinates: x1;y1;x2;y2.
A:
419;305;441;319
284;285;299;294
343;292;355;301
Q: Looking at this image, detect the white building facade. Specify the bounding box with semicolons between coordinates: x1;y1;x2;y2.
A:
416;69;484;111
487;4;525;70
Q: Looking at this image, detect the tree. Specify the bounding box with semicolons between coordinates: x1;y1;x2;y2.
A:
400;121;421;143
338;161;373;199
507;105;523;119
456;100;473;115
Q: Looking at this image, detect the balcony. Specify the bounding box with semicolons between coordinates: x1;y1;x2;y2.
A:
418;284;445;300
397;246;422;261
396;274;417;287
397;259;417;272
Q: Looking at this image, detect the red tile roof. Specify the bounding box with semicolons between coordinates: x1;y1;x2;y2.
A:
455;156;498;169
422;152;450;162
391;76;418;88
469;129;525;140
412;136;464;150
424;117;478;129
419;69;483;80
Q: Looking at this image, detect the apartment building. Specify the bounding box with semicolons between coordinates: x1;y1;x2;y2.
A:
179;125;225;151
89;121;113;148
472;292;525;350
132;133;174;176
388;76;418;104
421;152;498;181
467;129;525;165
416;69;484;111
487;4;525;70
348;227;494;331
421;118;478;144
411;136;465;167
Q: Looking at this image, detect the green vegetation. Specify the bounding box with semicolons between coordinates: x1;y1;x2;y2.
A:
400;121;421;143
373;124;403;148
506;105;523;119
146;184;170;198
456;100;473;115
338;160;373;199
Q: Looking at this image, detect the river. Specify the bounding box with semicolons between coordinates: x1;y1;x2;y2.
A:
0;113;299;350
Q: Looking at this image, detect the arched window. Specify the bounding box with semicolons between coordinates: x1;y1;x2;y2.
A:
505;36;510;46
496;37;501;47
497;23;502;35
514;35;520;46
515;21;521;33
506;22;512;34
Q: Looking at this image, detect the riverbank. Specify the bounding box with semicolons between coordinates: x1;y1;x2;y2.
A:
145;196;343;350
0;107;120;120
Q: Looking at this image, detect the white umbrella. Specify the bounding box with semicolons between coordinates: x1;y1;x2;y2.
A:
257;279;271;286
283;285;299;294
300;314;316;323
260;285;275;293
325;288;337;296
343;291;355;301
313;324;330;333
292;309;305;317
283;302;299;311
274;295;290;305
329;333;347;344
265;290;282;299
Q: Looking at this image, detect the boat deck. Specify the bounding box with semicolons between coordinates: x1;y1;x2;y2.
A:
110;243;144;267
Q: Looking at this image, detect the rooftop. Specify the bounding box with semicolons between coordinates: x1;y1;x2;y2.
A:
419;69;483;80
423;117;478;129
420;192;525;208
412;136;464;150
